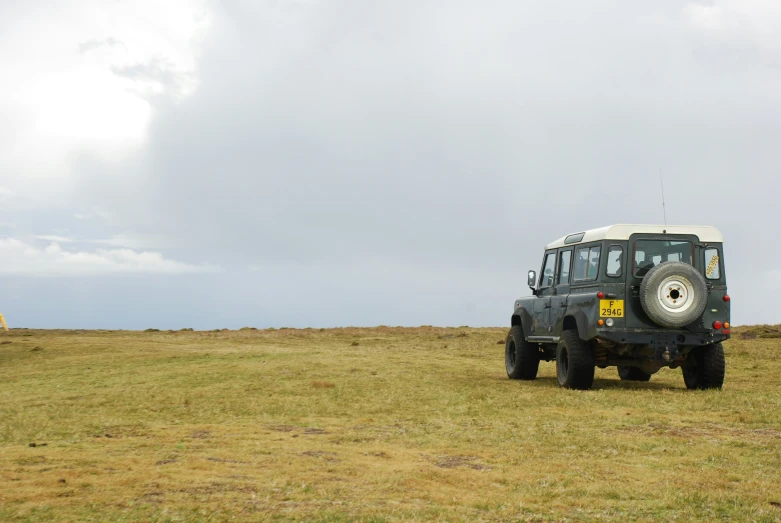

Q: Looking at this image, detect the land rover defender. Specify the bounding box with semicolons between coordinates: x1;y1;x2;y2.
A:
506;224;729;390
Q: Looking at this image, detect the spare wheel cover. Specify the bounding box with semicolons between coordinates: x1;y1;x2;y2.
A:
639;261;708;328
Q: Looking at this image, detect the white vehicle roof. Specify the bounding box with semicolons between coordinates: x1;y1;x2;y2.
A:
545;224;723;250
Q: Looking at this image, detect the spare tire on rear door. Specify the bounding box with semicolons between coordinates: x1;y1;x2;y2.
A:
639;261;708;328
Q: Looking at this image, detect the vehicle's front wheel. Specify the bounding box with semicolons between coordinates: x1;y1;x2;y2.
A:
505;325;539;380
618;366;652;382
556;330;595;390
682;343;725;390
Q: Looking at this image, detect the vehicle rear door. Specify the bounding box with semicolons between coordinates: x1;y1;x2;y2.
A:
626;233;700;329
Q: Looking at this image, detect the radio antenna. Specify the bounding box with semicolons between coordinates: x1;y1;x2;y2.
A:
659;169;667;226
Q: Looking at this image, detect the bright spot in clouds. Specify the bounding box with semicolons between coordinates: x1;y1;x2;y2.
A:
0;0;209;193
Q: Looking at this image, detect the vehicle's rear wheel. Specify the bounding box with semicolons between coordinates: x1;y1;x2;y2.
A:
505;325;539;380
617;366;652;382
556;330;595;390
682;343;725;390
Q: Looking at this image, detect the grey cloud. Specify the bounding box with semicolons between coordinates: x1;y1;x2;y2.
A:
110;59;191;96
77;37;127;54
61;0;781;326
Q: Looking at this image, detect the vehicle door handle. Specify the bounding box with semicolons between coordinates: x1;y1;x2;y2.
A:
560;303;567;307
544;304;552;309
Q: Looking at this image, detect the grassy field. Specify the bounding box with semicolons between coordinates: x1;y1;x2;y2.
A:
1;326;780;522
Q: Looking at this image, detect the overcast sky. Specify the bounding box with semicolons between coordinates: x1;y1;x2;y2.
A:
0;0;779;329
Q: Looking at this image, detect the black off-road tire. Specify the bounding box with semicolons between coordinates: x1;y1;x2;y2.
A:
617;366;652;382
682;343;725;390
556;329;595;390
640;261;708;328
505;325;540;380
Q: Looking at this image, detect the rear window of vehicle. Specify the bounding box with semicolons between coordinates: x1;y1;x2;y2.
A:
633;240;693;277
705;248;721;280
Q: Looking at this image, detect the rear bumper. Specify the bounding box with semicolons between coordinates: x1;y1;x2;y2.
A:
595;329;729;365
596;329;729;349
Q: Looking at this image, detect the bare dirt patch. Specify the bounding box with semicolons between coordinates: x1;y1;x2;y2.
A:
206;457;247;464
312;380;336;389
301;451;340;462
268;425;297;433
427;455;490;470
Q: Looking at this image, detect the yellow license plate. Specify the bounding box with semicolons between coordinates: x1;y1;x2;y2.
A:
600;299;624;318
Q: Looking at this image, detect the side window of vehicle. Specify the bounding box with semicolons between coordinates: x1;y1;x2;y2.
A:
587;247;600;279
540;252;556;288
705;248;720;280
557;250;572;285
574;245;601;282
606;246;623;277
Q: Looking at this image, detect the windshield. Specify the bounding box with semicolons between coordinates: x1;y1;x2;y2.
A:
633;240;693;277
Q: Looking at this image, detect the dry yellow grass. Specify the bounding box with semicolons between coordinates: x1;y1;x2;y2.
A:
1;326;780;522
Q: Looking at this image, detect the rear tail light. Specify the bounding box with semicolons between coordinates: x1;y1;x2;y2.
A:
713;321;722;330
597;292;604;299
724;322;730;329
723;295;730;302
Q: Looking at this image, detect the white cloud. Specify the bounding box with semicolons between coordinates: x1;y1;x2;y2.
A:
25;232;177;250
0;238;220;276
90;233;182;250
33;235;74;243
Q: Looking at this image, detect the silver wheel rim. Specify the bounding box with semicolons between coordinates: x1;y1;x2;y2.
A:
657;275;695;314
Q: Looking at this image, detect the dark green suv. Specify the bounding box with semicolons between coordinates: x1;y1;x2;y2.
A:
506;225;730;390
